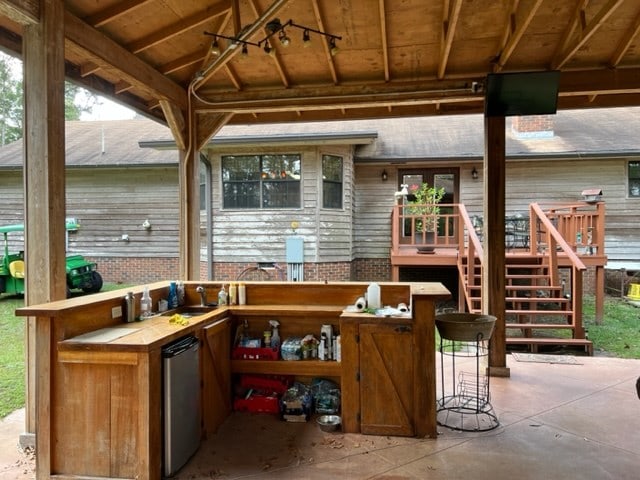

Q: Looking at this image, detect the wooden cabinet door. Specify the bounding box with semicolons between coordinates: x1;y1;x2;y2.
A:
359;323;414;436
202;318;232;435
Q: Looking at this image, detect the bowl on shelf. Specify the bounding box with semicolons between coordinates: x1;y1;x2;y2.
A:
435;313;496;342
316;414;341;432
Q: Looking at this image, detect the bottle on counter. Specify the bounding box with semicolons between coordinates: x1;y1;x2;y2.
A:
229;282;237;305
176;281;185;306
140;286;152;319
218;284;228;305
168;282;178;309
238;282;246;305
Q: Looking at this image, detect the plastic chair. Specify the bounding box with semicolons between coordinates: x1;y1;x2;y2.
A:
9;260;25;278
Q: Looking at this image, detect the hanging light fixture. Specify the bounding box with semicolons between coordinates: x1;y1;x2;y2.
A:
204;18;341;57
210;38;221;56
302;29;311;47
329;37;339;56
471;167;478;180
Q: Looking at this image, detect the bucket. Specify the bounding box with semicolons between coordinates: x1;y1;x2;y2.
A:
627;284;640;300
435;313;496;342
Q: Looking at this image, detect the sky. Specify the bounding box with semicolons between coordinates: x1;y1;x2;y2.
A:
80;96;136;121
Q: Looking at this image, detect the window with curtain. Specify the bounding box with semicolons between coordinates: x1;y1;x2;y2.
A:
322;154;343;209
222;154;301;209
629;161;640;198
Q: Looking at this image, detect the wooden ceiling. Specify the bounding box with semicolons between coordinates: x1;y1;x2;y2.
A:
1;0;640;128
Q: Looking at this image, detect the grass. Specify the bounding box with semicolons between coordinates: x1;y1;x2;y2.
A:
0;291;638;419
0;283;132;419
583;295;640;358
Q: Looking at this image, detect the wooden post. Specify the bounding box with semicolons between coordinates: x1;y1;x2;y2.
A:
22;0;67;450
482;115;510;377
178;109;202;281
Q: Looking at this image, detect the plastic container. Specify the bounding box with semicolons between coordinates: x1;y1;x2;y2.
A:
229;282;237;305
367;282;381;309
218;284;228;305
168;282;178;309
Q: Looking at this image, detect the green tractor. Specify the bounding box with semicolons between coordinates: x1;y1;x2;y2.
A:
0;223;103;298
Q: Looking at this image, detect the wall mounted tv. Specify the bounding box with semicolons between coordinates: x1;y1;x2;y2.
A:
484;71;561;117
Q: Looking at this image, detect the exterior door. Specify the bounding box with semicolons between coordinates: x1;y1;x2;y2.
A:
400;168;458;241
359;323;414;436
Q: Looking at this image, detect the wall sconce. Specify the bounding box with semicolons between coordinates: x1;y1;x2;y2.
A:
381;170;388;182
142;219;152;230
471;167;478;180
121;234;129;242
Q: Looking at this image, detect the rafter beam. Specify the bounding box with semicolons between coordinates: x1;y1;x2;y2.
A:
127;4;228;54
248;0;290;88
438;0;463;79
610;9;640;67
493;0;544;72
64;11;187;110
378;0;390;82
0;0;39;25
311;0;338;85
552;0;625;70
84;0;152;28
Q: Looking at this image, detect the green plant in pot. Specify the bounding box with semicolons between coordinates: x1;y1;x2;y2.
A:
407;182;445;252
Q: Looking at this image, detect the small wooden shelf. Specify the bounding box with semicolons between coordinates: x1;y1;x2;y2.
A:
230;359;342;377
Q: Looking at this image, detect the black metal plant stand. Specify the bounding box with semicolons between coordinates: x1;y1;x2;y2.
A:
437;329;499;432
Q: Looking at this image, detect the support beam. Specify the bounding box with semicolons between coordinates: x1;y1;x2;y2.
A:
64;10;187;110
159;100;187;150
482;114;509;377
22;0;66;459
0;0;39;25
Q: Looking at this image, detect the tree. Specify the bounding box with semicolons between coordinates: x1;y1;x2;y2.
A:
0;55;23;145
0;52;97;144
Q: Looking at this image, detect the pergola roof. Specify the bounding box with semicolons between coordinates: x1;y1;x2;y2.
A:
1;0;639;129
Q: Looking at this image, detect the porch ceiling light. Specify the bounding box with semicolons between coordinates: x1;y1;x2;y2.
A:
204;18;341;57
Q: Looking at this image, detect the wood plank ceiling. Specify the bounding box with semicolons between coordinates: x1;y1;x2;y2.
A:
0;0;639;129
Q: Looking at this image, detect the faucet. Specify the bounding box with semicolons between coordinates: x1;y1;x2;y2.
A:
196;285;207;306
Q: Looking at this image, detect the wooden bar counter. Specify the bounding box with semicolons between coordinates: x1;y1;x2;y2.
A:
16;281;450;480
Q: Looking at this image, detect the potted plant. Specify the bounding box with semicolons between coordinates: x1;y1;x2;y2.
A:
406;182;445;252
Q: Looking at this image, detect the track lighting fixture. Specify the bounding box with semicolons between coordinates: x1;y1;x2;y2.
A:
204;18;341;57
210;38;220;56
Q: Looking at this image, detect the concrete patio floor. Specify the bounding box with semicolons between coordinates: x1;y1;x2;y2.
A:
1;354;639;479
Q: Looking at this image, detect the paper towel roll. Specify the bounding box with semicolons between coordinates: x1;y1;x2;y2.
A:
354;296;366;312
397;302;408;313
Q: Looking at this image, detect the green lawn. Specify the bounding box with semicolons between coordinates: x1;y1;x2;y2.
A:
1;291;639;419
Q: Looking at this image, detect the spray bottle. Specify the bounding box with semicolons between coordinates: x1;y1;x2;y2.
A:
218;284;228;305
269;320;281;351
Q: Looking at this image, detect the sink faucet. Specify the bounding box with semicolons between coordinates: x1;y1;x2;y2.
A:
196;285;207;306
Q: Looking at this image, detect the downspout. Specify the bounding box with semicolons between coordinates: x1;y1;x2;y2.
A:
200;152;214;280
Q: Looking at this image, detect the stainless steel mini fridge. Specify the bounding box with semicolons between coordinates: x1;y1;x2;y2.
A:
162;335;200;477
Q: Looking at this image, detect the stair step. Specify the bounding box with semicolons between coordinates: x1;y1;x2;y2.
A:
507;298;570;303
506;274;550;279
505;285;562;291
506;322;573;329
506;338;593;355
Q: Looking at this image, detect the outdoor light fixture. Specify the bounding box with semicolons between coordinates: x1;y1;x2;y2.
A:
381;170;388;182
204;18;341;57
471;167;478;180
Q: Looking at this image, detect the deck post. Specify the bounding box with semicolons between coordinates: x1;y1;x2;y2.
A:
482;115;510;377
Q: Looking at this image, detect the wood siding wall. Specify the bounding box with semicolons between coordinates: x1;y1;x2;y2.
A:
206;145;355;264
0;167;180;258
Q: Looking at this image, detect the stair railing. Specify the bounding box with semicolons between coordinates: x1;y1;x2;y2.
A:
529;203;587;337
457;204;483;312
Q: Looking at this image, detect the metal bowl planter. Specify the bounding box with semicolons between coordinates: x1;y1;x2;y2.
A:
435;313;496;342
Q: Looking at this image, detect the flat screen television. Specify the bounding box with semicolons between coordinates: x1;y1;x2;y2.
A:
484;71;561;117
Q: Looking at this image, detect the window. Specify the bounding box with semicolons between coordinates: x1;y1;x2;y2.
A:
322;155;343;209
629;161;640;198
222;154;301;209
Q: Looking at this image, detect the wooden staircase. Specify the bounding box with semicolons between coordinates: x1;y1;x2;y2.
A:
458;204;594;355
